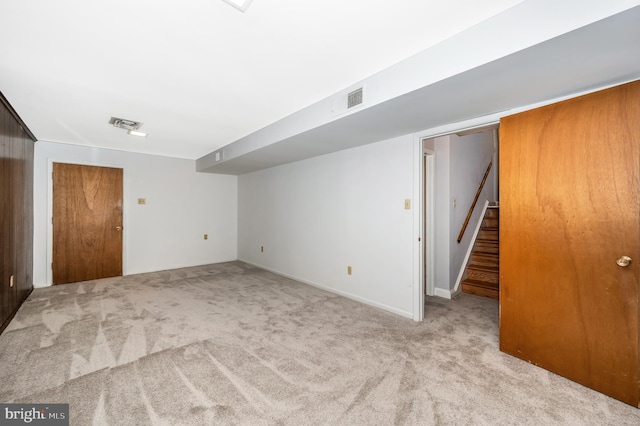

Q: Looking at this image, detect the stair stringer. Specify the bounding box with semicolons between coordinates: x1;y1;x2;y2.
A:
452;200;490;296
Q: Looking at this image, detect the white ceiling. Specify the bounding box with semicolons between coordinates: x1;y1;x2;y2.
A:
197;4;640;174
0;0;523;159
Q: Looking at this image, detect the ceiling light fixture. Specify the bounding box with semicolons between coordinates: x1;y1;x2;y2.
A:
127;130;148;138
221;0;253;12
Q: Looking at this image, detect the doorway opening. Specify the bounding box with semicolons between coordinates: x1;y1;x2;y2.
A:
416;125;499;320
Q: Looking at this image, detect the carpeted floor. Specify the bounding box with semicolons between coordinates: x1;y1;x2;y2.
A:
0;261;638;425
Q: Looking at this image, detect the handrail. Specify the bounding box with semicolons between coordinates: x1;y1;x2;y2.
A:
457;161;492;243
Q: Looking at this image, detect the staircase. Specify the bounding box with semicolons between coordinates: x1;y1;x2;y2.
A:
461;206;499;299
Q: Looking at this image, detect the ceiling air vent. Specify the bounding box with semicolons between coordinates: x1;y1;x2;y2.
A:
109;117;143;131
347;87;363;109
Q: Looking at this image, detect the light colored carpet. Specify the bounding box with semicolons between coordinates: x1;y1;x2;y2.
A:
0;261;638;425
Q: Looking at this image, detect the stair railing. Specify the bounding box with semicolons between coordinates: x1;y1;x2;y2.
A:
457;161;492;243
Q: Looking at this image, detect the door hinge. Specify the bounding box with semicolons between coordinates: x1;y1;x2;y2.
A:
51;262;53;270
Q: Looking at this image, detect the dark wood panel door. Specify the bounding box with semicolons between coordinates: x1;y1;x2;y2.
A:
499;81;640;406
0;108;17;327
53;163;123;284
19;135;34;303
1;92;34;334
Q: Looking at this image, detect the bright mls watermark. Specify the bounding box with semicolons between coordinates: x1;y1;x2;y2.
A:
0;404;68;425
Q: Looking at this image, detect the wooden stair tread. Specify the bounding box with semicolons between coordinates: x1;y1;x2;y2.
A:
470;255;499;269
476;243;498;248
466;269;499;284
478;229;498;234
472;252;499;259
473;250;499;257
475;241;499;248
467;263;499;272
461;278;499;290
461;205;500;300
477;237;499;243
461;281;499;300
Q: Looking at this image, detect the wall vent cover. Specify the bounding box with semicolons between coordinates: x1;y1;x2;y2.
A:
347;87;363;109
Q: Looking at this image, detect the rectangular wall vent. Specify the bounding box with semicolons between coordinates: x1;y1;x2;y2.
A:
347;87;363;109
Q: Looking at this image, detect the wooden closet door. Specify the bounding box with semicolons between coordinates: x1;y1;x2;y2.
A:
52;163;123;284
500;81;640;406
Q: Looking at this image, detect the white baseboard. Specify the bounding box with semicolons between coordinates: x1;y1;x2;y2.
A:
434;287;453;299
238;258;414;319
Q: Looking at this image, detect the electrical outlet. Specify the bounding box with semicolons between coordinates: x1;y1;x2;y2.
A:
138;198;146;205
204;234;208;240
404;199;411;209
347;266;352;275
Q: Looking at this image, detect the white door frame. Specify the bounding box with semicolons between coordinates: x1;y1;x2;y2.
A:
412;137;435;321
412;115;502;321
423;150;435;299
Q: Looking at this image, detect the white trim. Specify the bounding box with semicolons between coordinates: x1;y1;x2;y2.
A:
453;200;490;294
239;259;414;320
412;137;423;321
424;151;435;297
434;287;453;300
417;115;502;141
47;159;128;285
412;137;435;321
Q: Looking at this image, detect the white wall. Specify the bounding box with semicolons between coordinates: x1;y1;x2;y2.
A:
433;136;451;297
34;142;237;287
238;135;416;318
449;132;495;286
430;131;495;296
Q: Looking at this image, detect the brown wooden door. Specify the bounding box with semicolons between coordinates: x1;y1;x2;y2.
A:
499;81;640;406
53;163;123;284
1;93;35;333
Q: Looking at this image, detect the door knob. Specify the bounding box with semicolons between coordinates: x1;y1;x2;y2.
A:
616;256;632;267
116;226;122;231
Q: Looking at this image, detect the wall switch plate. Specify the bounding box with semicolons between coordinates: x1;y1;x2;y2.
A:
138;198;146;205
204;234;208;240
404;199;411;209
347;266;352;275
